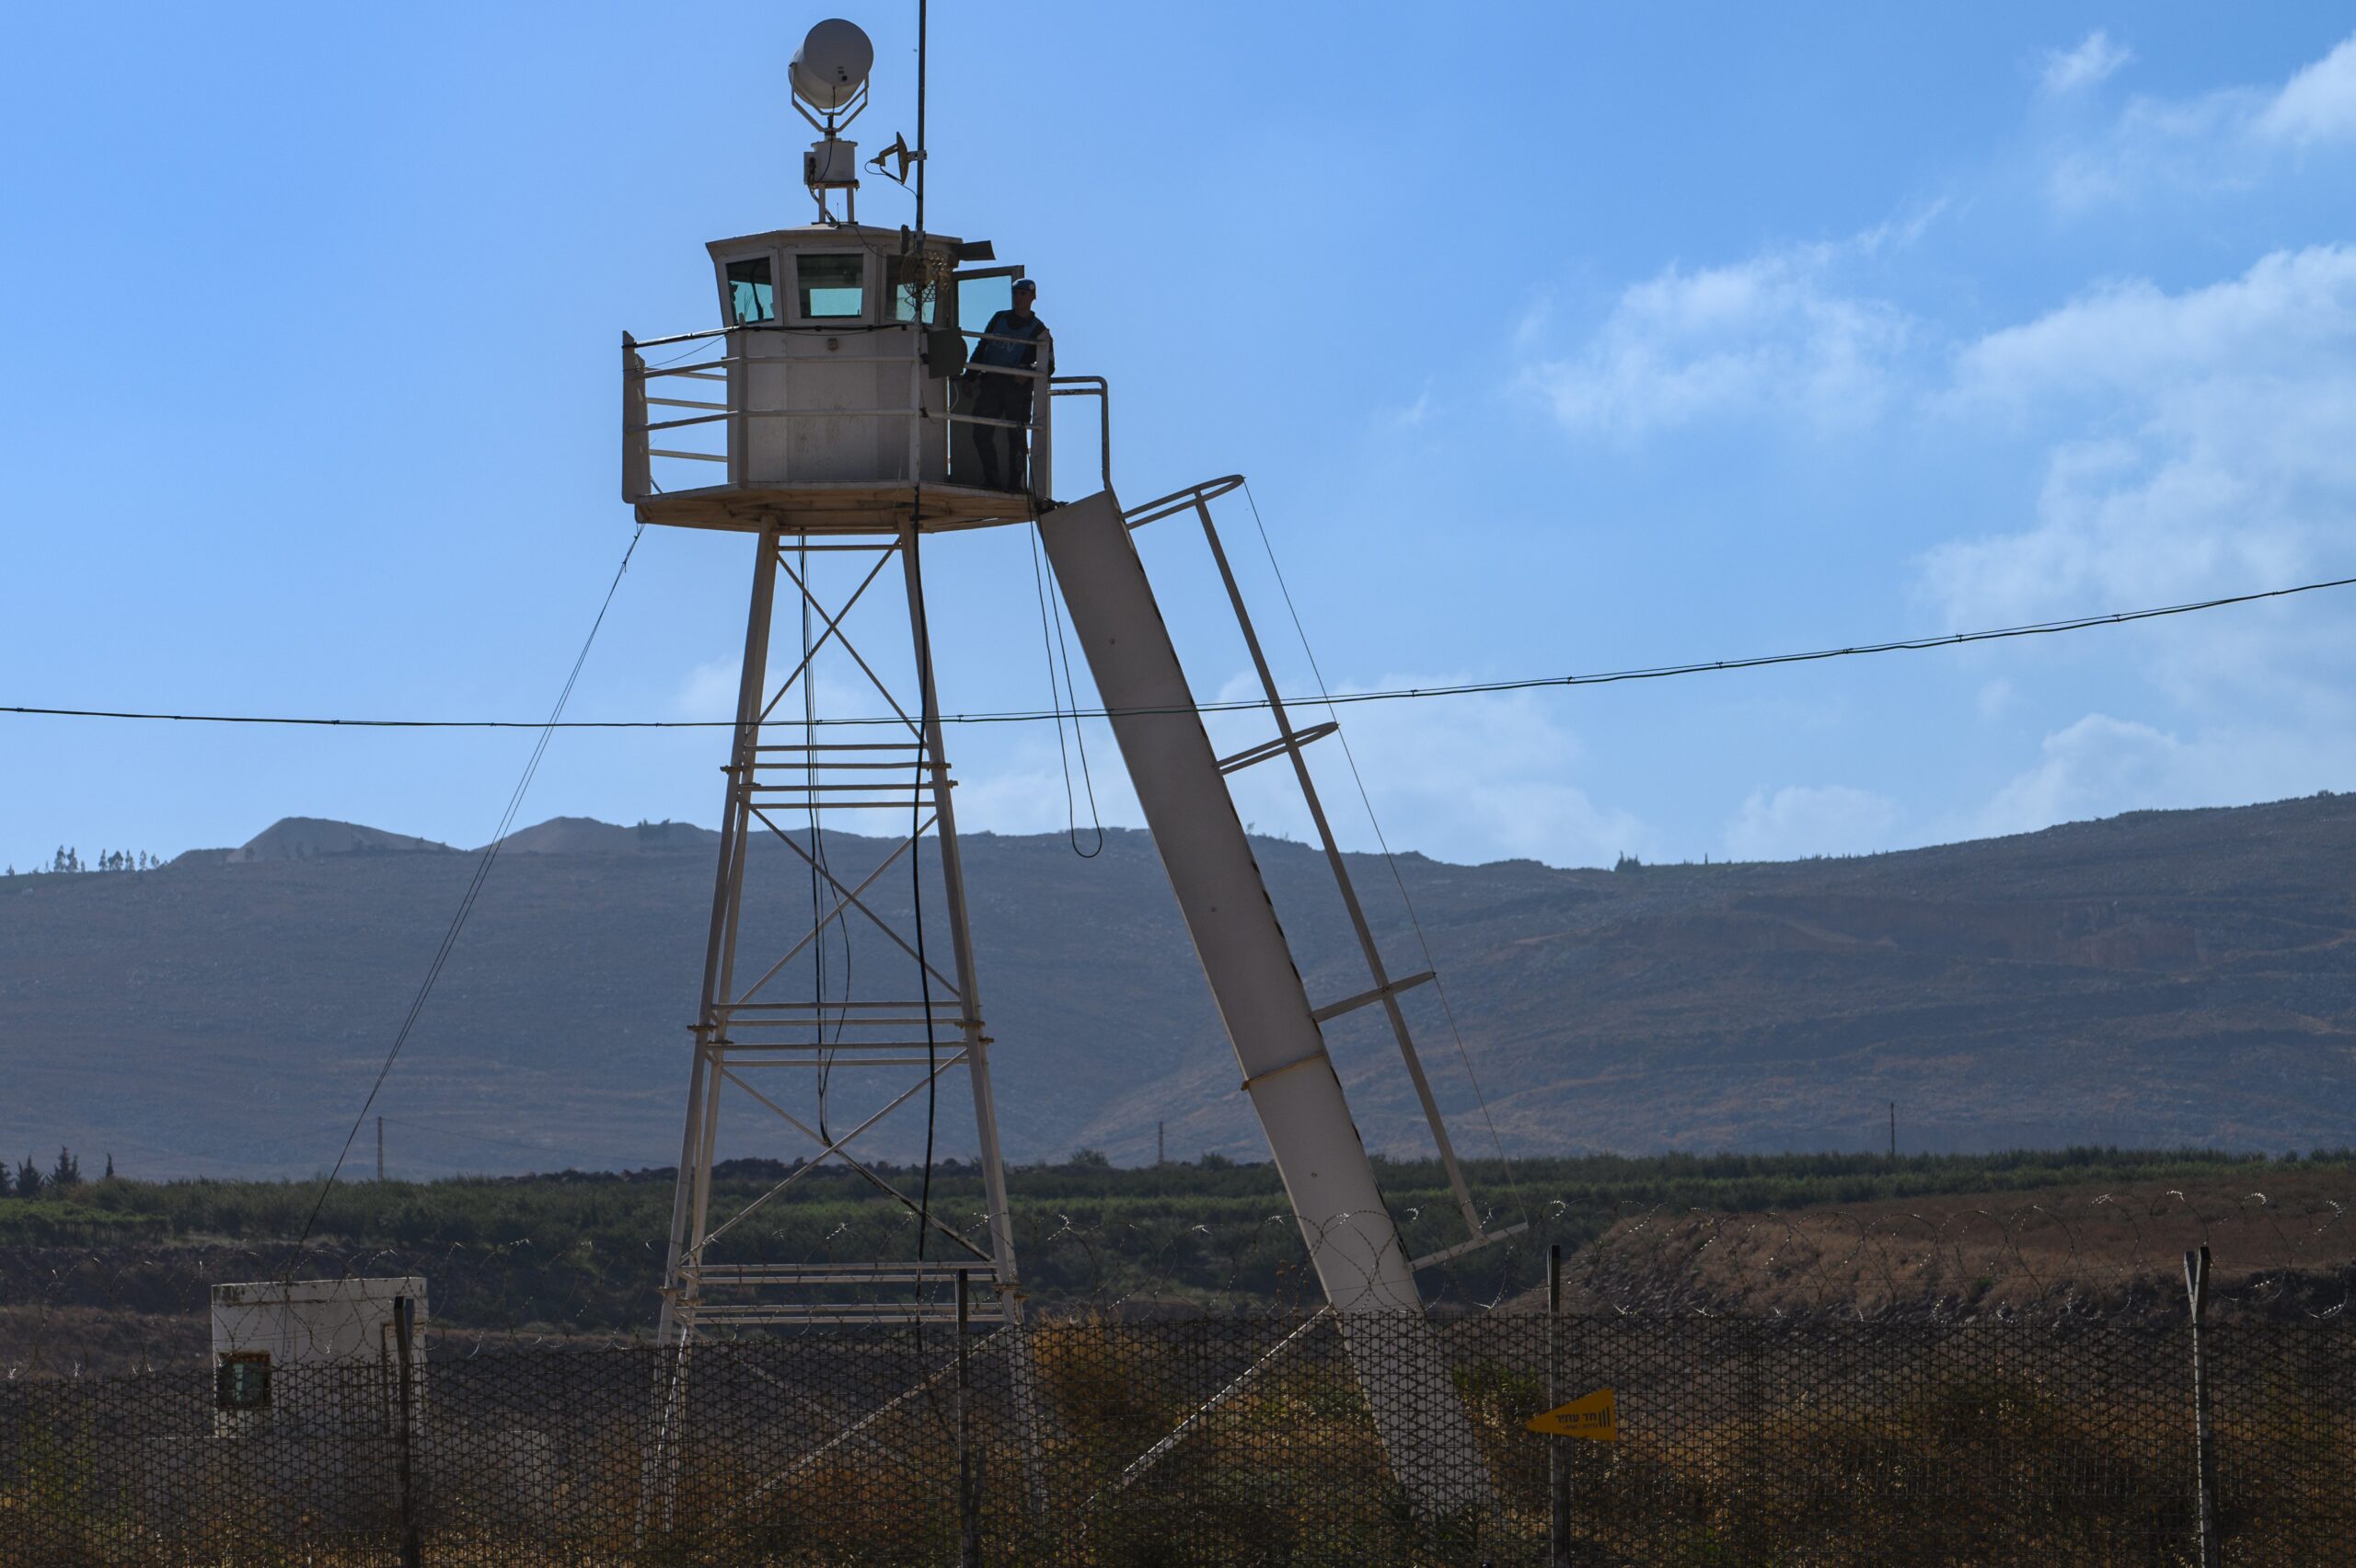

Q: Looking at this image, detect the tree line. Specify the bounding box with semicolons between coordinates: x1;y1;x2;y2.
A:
5;1147;114;1198
4;1146;2341;1327
4;848;159;876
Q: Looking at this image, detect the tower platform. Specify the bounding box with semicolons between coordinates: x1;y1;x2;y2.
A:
630;478;1036;535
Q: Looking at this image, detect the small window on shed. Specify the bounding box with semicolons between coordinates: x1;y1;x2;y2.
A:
216;1351;272;1411
726;258;777;325
797;254;865;319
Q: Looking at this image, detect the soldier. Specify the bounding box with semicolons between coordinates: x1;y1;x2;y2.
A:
965;278;1050;492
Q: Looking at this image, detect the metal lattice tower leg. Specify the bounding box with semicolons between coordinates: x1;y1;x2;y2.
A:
652;524;1025;1339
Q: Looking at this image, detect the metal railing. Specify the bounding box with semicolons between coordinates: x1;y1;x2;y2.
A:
623;321;1085;512
1048;374;1110;495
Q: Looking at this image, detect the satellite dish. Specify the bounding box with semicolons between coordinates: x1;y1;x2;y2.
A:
791;19;874;112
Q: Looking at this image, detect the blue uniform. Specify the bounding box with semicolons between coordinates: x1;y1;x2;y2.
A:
967;307;1050;491
972;307;1051;374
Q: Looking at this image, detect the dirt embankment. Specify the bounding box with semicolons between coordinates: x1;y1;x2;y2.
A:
1532;1174;2356;1324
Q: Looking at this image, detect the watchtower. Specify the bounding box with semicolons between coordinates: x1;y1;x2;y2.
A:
623;26;1080;1526
631;16;1500;1520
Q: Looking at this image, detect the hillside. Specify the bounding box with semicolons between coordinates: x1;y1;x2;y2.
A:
223;815;455;862
3;793;2354;1177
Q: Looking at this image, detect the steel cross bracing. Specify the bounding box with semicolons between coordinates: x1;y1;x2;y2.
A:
653;524;1022;1340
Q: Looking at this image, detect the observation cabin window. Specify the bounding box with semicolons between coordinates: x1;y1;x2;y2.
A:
958;273;1014;330
797;254;865;319
890;256;941;325
725;258;776;325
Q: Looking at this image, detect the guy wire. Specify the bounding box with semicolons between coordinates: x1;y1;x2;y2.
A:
907;513;941;1262
802;537;850;1145
1030;524;1104;858
277;522;646;1276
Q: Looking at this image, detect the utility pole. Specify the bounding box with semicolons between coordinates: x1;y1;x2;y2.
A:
1888;1102;1895;1164
393;1295;422;1568
914;0;926;237
2186;1245;2219;1568
1548;1243;1569;1566
377;1116;386;1182
957;1268;978;1567
1157;1121;1164;1167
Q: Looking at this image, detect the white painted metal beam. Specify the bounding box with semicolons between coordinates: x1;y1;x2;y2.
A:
1037;489;1490;1516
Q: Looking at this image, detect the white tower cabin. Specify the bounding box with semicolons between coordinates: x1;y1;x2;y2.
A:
623;221;1046;530
630;17;1504;1521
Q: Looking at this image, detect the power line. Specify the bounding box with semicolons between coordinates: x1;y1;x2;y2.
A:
7;571;2352;734
378;1116;571;1159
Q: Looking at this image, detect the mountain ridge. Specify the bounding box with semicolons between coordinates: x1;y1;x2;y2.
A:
8;792;2354;1179
178;814;725;864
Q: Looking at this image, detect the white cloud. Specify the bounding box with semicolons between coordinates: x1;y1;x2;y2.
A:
918;675;1656;868
1521;238;1915;439
2256;35;2356;146
940;673;1654;870
674;657;740;720
1511;294;1553;351
2042;31;2131;97
1923;246;2356;662
1963;713;2356;839
1497;40;2356;847
1378;384;1435;430
954;721;1141;839
1971;715;2189;835
1203;674;1651;868
1952;246;2356;402
1725;785;1902;862
2050;31;2356;208
1900;242;2356;831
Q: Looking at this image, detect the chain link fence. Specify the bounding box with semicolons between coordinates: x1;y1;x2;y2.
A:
7;1182;2356;1562
5;1308;2351;1564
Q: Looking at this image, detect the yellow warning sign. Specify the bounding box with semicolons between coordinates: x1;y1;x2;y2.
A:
1526;1388;1617;1441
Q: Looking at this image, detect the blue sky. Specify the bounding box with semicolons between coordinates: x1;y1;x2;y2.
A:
6;4;2355;873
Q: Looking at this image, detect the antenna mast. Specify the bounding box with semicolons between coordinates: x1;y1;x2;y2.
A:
915;0;927;239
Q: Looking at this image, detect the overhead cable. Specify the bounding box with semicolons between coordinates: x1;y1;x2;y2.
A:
9;571;2354;734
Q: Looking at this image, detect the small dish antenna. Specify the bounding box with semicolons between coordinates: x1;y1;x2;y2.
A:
790;19;874;225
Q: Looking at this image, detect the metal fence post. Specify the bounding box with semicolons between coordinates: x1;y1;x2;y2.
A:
393;1294;423;1568
958;1268;979;1568
2185;1246;2219;1568
1550;1243;1571;1567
